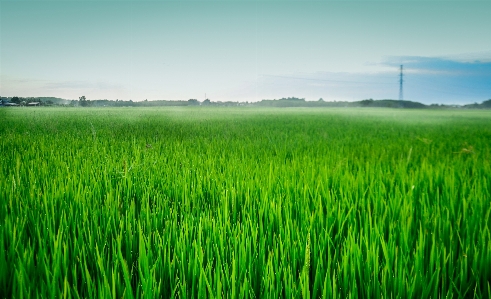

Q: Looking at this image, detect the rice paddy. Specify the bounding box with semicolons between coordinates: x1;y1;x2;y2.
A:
1;107;490;298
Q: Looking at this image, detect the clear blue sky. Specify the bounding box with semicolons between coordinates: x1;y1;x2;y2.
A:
1;0;490;104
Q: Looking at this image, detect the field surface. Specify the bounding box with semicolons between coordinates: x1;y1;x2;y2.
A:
1;107;490;298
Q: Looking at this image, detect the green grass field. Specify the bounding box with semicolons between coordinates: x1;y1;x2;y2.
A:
1;107;490;298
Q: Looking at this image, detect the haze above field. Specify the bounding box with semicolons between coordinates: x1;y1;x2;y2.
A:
1;0;490;104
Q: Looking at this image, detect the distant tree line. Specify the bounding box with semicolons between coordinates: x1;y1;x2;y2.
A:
67;97;242;107
0;96;57;106
462;99;491;109
2;96;491;109
254;97;429;108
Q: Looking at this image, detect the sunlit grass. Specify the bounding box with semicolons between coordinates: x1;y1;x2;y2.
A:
1;107;490;298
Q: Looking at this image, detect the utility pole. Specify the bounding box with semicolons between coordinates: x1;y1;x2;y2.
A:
399;65;404;101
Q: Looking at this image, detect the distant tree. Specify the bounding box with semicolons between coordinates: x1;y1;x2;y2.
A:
481;99;491;108
11;96;20;104
188;99;199;105
318;98;324;102
361;99;374;107
79;96;88;107
274;97;305;103
203;99;211;105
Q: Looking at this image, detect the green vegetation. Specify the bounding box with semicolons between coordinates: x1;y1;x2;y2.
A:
1;107;490;298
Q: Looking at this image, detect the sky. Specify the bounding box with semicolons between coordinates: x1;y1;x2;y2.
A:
1;0;490;105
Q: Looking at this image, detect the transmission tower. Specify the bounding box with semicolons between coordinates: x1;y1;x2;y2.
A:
399;65;404;101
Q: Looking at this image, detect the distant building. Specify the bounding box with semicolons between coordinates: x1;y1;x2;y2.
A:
27;102;40;106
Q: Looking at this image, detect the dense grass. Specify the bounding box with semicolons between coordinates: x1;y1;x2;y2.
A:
1;107;490;298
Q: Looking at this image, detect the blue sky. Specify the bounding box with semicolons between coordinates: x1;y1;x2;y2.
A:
1;0;490;104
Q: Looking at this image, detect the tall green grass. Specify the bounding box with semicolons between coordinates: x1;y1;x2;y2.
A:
1;107;490;298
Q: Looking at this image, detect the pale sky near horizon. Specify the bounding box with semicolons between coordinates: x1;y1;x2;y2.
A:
1;0;490;104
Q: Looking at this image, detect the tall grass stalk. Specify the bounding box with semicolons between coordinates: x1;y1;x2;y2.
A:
0;107;490;297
